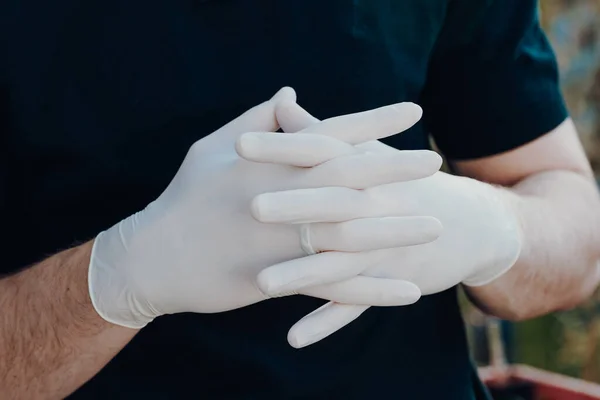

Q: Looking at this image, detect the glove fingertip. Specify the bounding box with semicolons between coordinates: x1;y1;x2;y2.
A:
392;102;423;124
250;194;272;223
271;86;297;103
235;132;260;159
427;151;444;172
255;269;277;296
287;330;307;349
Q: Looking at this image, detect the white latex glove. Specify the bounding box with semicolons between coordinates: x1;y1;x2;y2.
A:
246;100;523;348
88;88;444;329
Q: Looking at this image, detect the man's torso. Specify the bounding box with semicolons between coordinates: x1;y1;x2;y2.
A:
0;1;488;398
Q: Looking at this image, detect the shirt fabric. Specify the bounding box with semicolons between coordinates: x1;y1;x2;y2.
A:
0;0;568;398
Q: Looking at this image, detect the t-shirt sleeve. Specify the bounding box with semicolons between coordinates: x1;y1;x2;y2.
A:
0;152;7;276
0;89;9;275
421;0;569;161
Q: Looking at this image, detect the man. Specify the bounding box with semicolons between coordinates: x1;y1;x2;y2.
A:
1;1;600;399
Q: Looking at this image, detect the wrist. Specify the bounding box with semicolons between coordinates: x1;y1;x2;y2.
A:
461;183;524;287
88;217;156;329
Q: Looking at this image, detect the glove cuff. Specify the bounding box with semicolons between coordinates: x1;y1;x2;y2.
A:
462;187;524;287
88;221;154;329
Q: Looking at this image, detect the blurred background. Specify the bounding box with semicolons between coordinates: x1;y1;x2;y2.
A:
466;0;600;387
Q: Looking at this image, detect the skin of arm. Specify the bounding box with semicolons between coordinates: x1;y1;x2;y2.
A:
0;240;138;400
457;118;600;320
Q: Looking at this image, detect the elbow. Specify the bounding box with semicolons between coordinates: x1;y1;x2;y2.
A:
555;261;600;312
489;305;545;323
500;296;588;322
470;293;543;322
513;285;598;322
491;297;583;322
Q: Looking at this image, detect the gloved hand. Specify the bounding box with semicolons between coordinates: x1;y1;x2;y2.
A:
246;100;523;348
88;88;444;329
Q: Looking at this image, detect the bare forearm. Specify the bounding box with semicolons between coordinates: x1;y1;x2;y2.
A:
466;170;600;320
0;241;138;400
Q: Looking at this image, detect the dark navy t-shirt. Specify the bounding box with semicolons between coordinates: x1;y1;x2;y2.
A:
0;1;567;398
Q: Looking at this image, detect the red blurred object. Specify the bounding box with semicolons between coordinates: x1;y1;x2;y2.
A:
478;319;600;399
479;364;600;400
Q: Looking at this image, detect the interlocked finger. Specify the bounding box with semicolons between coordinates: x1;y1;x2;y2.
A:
251;186;369;224
299;276;421;307
238;132;441;188
257;251;379;296
300;216;442;255
304;150;442;189
276;100;423;144
287;302;371;348
216;87;296;144
236;132;359;167
276;100;319;133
